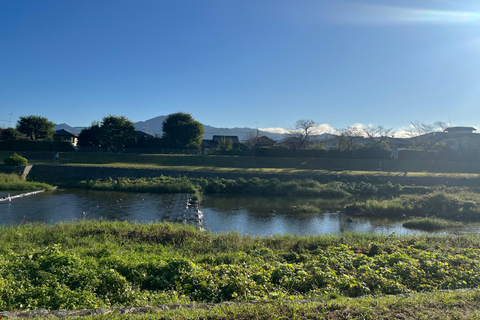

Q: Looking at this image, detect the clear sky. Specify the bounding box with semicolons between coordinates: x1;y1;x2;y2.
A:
1;0;480;134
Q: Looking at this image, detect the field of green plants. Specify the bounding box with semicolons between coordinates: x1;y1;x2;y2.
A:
1;220;480;312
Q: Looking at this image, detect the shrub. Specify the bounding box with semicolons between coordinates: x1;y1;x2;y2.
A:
4;153;28;166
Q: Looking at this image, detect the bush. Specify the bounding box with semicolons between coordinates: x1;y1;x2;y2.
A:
4;153;28;166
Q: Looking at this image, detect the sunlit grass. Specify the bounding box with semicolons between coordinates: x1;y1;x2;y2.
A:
403;217;464;231
0;173;54;191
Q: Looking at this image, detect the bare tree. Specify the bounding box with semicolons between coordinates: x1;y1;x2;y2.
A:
407;121;444;151
336;126;363;151
434;121;448;131
363;125;395;142
285;119;318;149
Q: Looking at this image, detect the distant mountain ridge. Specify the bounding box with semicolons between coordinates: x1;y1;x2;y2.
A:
54;116;290;141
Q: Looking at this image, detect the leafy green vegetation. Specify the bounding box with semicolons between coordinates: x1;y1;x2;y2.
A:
0;173;54;191
67;176;351;198
357;190;480;221
3;152;28;166
403;217;463;231
1;220;480;311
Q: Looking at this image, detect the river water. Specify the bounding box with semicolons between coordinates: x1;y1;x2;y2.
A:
0;189;477;236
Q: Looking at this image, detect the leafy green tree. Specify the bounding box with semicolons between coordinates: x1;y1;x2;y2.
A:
162;112;204;149
0;128;22;142
16;115;55;140
99;115;136;150
219;137;233;151
78;122;102;147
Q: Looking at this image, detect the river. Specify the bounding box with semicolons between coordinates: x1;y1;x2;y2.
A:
1;189;477;236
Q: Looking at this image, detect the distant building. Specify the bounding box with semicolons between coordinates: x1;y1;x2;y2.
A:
135;130;154;139
443;127;477;134
212;135;240;144
252;135;276;147
53;129;79;147
202;135;240;150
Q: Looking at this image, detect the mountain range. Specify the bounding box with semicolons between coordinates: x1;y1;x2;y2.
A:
54;116;290;141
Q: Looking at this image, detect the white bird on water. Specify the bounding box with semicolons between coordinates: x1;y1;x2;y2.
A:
7;194;11;202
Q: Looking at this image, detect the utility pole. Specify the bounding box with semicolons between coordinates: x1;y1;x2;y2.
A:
8;113;13;128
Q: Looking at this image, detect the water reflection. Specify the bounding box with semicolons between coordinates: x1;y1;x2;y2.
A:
0;190;477;236
0;189;175;225
200;194;426;236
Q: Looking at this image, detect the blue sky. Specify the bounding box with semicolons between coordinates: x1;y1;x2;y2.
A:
1;0;480;134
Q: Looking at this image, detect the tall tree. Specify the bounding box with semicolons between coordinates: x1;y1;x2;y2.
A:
99;115;136;150
16;115;55;140
286;119;318;149
78;122;102;147
0;128;22;142
162;112;204;149
336;126;363;151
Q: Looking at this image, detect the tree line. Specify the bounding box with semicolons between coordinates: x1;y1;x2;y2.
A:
0;113;204;151
1;114;478;160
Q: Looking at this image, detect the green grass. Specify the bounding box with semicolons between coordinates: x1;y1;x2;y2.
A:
403;217;464;231
61;176;351;198
357;190;480;221
3;150;480;175
0;173;54;191
65;289;480;319
1;220;480;311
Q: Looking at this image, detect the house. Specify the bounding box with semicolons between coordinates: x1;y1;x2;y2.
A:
135;130;154;139
243;135;276;149
53;129;79;147
444;127;477;134
202;135;240;150
212;135;240;144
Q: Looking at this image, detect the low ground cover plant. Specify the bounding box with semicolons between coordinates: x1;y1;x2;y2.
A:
1;220;480;311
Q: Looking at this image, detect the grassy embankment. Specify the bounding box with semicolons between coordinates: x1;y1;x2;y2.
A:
1;220;480;318
0;173;54;191
3;150;480;176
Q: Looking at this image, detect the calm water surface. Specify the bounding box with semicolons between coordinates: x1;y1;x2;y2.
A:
1;189;478;236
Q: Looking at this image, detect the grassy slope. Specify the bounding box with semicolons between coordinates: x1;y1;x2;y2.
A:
2;151;480;180
0;173;54;191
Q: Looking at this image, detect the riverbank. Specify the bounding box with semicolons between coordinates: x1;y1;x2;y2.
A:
5;151;480;174
18;163;480;187
0;172;54;191
3;289;480;319
1;220;480;312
